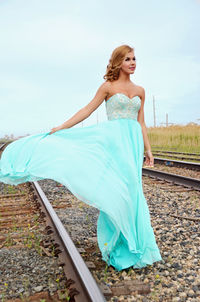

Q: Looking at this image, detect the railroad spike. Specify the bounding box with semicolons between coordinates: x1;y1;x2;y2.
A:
40;212;46;218
54;248;62;255
33;194;38;200
53;243;60;248
46;230;53;235
45;225;52;230
65;278;75;287
69;288;80;297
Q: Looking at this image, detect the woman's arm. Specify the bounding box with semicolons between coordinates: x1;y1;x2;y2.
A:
49;82;109;134
137;87;154;167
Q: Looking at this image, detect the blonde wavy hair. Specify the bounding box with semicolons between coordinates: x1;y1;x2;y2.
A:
103;44;134;82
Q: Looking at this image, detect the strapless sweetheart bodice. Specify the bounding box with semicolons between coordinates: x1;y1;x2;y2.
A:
105;93;141;121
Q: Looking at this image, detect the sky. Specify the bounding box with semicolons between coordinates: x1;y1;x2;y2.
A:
0;0;200;138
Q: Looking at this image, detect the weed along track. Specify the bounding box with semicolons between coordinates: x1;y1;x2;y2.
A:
0;184;43;249
0;181;105;302
0;182;72;301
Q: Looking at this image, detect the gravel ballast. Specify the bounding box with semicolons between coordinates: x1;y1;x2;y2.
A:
38;177;200;302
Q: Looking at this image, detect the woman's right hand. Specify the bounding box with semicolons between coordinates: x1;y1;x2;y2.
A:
49;126;63;135
144;150;154;167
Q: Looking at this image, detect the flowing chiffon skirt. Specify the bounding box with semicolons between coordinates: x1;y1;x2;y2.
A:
0;118;162;271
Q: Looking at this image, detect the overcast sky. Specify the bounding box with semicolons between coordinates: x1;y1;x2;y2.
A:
0;0;199;137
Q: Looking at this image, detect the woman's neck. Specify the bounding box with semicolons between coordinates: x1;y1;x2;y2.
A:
118;70;131;83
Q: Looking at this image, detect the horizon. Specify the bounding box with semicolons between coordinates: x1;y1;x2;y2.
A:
1;122;200;141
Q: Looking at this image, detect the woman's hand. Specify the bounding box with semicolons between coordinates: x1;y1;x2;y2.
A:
49;126;63;135
144;150;154;167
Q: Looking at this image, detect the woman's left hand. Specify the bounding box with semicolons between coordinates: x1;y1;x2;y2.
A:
144;150;154;167
49;126;63;135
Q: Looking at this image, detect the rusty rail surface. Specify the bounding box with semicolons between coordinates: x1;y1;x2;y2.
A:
142;168;200;191
144;156;200;171
32;181;106;302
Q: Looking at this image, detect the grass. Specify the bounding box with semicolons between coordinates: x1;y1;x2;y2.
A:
3;185;19;195
147;124;200;153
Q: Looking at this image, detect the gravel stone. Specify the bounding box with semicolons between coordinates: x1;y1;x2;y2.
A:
37;177;200;301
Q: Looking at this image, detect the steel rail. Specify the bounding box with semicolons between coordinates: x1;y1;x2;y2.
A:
152;153;200;162
145;157;200;171
151;149;200;156
142;168;200;191
0;142;9;152
32;181;106;302
0;143;106;301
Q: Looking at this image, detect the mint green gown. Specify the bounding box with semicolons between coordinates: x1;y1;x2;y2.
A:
0;93;162;271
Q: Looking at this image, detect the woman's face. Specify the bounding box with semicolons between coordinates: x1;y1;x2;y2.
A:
120;51;136;74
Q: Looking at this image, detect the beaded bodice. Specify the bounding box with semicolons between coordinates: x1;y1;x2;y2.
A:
105;93;141;121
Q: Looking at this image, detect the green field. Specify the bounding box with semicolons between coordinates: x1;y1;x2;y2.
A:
147;124;200;153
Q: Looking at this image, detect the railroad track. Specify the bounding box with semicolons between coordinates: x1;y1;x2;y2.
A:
150;157;200;171
0;144;106;301
142;154;200;191
0;184;105;301
0;143;152;301
142;168;200;191
38;177;200;302
1;142;200;301
151;149;200;162
152;149;200;156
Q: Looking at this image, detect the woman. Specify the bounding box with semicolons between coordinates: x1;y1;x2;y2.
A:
0;44;162;271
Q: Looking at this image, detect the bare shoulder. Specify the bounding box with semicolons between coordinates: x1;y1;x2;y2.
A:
83;81;111;115
98;80;112;94
94;80;112;101
135;84;145;94
135;84;145;101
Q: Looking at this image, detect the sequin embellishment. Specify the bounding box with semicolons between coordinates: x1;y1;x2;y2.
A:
105;93;141;121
